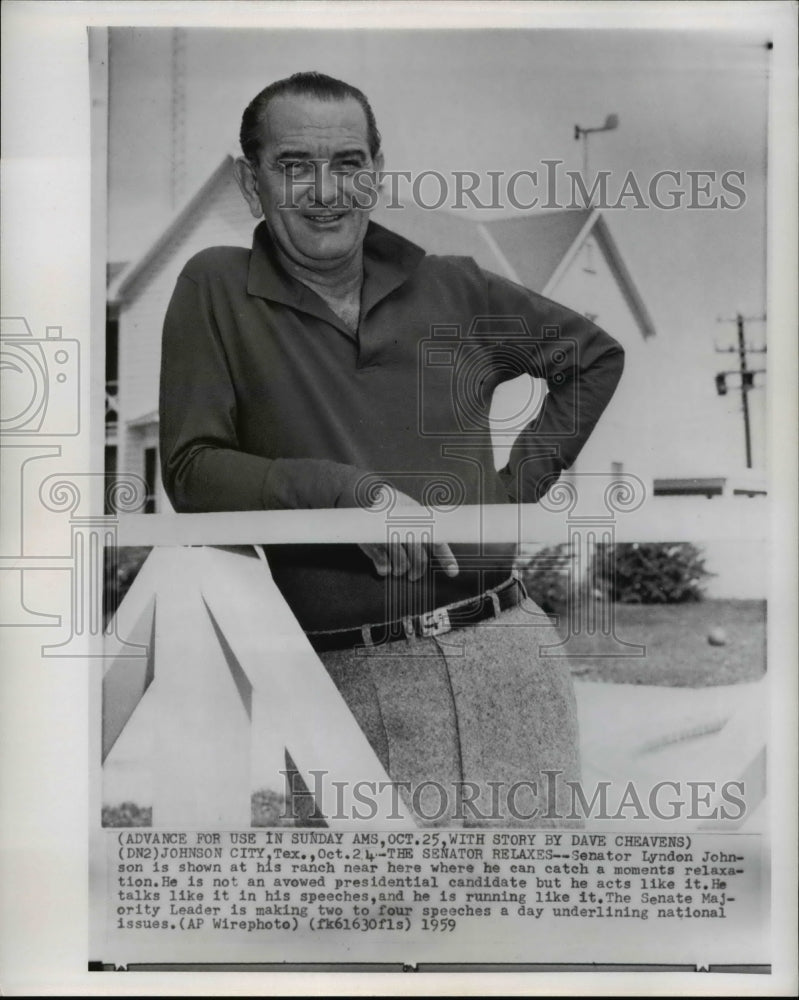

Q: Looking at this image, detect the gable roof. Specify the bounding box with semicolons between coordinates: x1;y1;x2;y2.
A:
108;154;241;304
369;202;591;293
371;201;500;273
106;261;128;287
484;210;591;291
109;154;656;339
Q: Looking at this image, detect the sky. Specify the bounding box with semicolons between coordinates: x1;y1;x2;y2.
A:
107;27;771;474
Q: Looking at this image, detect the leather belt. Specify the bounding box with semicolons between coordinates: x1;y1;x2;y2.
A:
305;576;525;653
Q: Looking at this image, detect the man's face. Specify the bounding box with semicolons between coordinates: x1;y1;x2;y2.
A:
235;94;383;271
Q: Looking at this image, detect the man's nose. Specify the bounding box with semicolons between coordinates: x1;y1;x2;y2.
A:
311;161;341;206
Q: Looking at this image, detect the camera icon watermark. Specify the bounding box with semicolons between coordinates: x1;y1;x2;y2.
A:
0;317;80;436
418;316;578;441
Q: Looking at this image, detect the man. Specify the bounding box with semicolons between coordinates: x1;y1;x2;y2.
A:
159;72;625;826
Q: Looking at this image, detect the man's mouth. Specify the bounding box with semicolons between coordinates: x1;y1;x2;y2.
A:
303;211;349;226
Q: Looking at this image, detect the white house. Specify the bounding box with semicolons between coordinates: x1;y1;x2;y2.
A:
107;154;658;514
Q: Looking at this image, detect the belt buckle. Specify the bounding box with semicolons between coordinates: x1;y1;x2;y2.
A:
419;607;451;638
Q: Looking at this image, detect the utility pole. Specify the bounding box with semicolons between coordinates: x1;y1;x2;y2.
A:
170;27;187;209
714;313;767;469
735;314;753;469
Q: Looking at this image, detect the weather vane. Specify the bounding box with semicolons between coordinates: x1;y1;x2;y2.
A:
574;113;619;179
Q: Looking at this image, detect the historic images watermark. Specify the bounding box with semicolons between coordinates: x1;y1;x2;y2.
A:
275;161;748;212
280;770;750;825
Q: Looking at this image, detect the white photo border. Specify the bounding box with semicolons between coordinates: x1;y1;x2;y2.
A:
1;1;796;996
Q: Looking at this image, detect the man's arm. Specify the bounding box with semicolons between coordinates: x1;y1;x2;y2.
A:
159;272;368;513
485;271;626;503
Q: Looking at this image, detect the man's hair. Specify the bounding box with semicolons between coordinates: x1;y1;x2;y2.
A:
240;71;382;164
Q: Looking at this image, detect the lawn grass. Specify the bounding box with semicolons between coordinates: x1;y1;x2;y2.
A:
556;599;766;687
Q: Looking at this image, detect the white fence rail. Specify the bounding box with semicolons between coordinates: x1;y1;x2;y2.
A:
115;495;769;547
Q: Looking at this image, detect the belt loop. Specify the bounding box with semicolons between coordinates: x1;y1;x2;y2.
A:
402;616;415;642
490;590;502;618
360;624;373;647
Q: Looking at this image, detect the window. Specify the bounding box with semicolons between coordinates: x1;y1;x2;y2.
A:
582;239;597;275
106;309;119;438
106;309;119;383
104;446;117;514
143;446;158;514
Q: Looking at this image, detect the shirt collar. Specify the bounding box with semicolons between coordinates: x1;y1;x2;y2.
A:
246;219;426;334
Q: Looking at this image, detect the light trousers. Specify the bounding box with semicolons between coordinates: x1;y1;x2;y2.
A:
288;596;582;827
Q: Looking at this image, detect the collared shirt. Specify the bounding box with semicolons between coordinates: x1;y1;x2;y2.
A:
160;221;624;630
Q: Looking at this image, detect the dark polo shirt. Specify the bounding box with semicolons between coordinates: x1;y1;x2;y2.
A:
160;221;624;630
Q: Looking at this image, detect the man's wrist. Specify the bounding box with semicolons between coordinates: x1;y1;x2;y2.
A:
262;457;367;510
498;464;519;503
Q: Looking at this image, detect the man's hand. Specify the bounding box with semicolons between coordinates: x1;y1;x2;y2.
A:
358;486;459;581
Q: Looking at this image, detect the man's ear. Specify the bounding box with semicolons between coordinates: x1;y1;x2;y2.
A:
368;150;386;206
373;150;385;191
233;157;263;219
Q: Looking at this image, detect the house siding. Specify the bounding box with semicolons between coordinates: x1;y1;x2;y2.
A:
116;175;254;506
547;234;657;484
490;233;652;491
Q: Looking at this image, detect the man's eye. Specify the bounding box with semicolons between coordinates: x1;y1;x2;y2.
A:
335;160;363;173
282;161;313;177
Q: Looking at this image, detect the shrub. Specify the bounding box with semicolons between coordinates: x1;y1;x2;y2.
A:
595;542;711;604
520;541;711;609
103;546;151;627
251;788;296;827
102;801;152;827
517;543;574;615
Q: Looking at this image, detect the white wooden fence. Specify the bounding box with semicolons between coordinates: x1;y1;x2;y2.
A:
103;495;769;829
